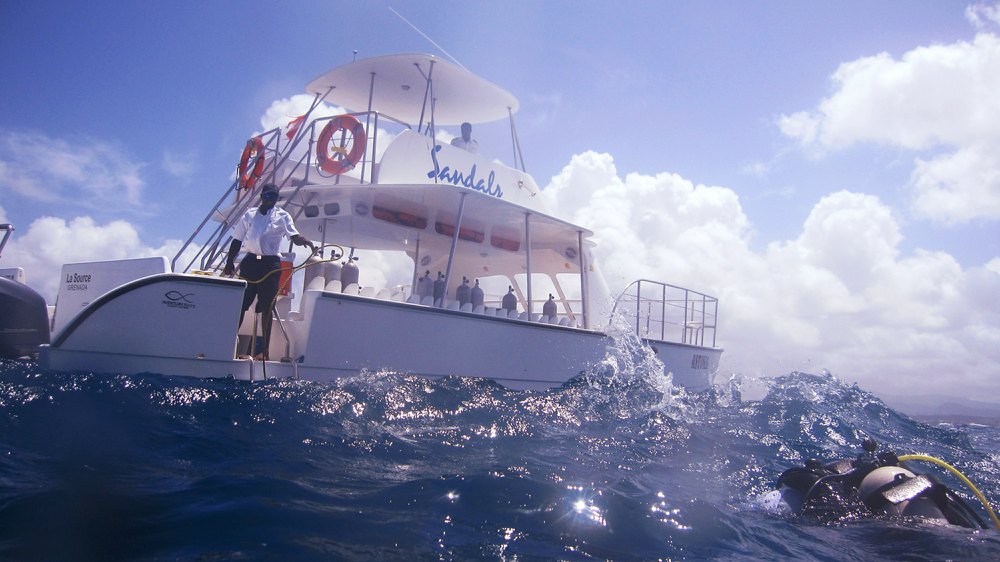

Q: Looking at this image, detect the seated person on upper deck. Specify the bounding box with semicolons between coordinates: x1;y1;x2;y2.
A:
450;122;479;154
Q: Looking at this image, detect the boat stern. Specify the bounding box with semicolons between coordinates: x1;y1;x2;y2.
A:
41;273;253;379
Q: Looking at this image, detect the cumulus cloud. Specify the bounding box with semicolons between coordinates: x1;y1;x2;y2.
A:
542;152;1000;399
0;129;147;209
778;33;1000;224
259;94;342;133
2;214;195;302
909;141;1000;223
966;2;1000;28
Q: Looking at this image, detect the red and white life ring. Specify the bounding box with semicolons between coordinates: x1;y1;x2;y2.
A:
237;136;265;190
317;114;367;175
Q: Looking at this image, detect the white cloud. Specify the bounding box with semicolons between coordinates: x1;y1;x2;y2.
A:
909;141;1000;223
259;94;341;133
778;33;1000;224
541;152;1000;399
542;151;751;291
2;215;193;302
741;161;771;178
777;111;819;145
966;2;1000;28
0;129;148;208
161;149;196;178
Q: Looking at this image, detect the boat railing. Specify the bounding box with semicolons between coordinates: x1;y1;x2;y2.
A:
277;111;414;189
0;223;13;259
171;110;413;274
610;279;718;347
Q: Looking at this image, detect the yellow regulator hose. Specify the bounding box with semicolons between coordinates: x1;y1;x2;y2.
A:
228;244;345;360
898;454;1000;531
235;244;344;286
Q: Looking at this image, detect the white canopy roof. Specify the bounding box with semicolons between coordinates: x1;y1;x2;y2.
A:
305;54;519;126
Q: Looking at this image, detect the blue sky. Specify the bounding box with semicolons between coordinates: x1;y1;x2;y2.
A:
2;1;998;399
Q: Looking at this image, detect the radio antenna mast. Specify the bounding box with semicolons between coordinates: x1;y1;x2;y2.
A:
388;6;467;71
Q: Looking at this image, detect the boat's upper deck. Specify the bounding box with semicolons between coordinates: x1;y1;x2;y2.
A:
306;53;518;126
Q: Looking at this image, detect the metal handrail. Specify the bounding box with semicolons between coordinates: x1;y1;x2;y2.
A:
171;109;412;274
0;224;13;259
610;279;719;347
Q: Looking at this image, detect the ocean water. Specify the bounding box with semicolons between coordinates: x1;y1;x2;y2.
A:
1;334;999;561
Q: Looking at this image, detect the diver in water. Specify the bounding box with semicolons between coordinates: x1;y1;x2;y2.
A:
769;438;996;530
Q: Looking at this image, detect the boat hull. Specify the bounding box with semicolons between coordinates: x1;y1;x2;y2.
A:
0;276;50;359
40;274;722;390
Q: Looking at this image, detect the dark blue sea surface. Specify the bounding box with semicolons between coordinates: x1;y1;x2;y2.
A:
1;338;998;560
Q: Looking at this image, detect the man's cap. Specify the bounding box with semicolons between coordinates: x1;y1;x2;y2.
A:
261;184;279;199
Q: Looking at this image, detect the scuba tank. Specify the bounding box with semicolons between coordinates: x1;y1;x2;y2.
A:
433;272;446;303
769;438;990;529
340;253;360;289
542;293;557;318
470;279;484;308
324;261;342;291
302;254;326;291
417;270;433;298
455;277;471;306
501;285;517;313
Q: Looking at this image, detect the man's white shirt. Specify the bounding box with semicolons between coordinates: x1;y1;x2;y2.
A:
450;137;479;154
231;207;299;256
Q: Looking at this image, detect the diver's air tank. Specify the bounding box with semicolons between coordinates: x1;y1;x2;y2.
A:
471;279;484;308
340;256;360;289
324;261;342;291
456;277;471;306
542;293;557;318
302;254;326;291
417;270;433;298
857;466;947;520
433;272;445;303
501;285;517;313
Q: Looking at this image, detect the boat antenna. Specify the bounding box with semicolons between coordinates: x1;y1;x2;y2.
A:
388;6;467;71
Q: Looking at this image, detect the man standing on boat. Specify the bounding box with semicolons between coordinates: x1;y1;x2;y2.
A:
450;122;479;153
223;183;316;359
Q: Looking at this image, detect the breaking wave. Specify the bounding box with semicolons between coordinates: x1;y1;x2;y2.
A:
1;341;998;560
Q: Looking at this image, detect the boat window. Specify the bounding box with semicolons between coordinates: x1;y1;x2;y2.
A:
489;226;521;252
514;273;561;314
373;205;428;229
475;275;516;307
555;273;582;300
304;205;320;218
324;202;341;216
435;221;484;243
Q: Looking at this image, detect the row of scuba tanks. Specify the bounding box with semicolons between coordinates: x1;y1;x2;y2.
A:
415;270;559;316
301;253;359;291
302;253;560;316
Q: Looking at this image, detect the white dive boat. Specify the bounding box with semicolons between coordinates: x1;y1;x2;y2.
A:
39;54;722;390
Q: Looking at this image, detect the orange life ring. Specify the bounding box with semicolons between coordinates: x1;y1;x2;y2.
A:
238;137;265;190
317;114;367;175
